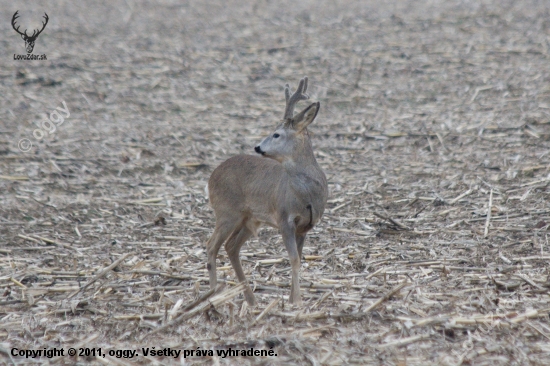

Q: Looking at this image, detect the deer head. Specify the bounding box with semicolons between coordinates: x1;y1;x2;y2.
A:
12;11;49;54
254;102;320;164
255;77;319;164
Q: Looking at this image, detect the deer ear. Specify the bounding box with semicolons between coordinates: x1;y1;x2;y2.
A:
291;102;320;132
21;34;25;40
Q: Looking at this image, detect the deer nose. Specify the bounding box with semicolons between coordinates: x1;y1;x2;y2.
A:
254;146;264;155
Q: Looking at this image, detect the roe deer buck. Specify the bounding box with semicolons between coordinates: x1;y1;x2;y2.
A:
206;76;328;306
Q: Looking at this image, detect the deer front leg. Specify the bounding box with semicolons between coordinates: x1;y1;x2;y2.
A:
281;220;302;305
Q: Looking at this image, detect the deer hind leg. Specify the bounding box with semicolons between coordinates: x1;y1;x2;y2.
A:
281;221;301;305
296;234;306;260
206;218;240;290
225;224;256;306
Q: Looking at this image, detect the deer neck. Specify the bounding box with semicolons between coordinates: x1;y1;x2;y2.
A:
281;137;326;199
282;137;318;174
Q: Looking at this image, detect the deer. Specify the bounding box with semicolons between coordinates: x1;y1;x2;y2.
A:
206;76;328;306
11;11;49;54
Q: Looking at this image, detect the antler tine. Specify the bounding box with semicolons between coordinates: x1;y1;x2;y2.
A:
11;11;25;36
284;84;291;104
283;76;310;120
35;13;49;36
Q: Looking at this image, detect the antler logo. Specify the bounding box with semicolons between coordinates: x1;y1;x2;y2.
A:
11;11;49;54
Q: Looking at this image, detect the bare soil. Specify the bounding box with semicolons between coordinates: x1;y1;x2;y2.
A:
1;0;550;365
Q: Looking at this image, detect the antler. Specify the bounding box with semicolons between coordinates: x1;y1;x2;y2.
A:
283;76;310;120
31;13;49;39
11;11;48;39
11;11;26;37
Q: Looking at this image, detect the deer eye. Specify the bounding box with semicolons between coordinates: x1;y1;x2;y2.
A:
273;133;280;138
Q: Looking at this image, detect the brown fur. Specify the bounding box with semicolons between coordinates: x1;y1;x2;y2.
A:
206;78;328;306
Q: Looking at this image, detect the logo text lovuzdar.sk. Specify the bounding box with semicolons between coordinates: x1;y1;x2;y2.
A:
12;10;48;60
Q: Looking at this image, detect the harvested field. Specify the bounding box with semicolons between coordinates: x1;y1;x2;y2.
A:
2;0;550;364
